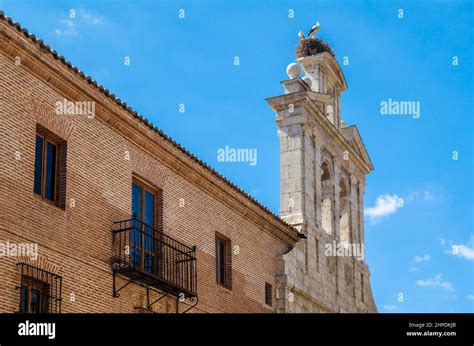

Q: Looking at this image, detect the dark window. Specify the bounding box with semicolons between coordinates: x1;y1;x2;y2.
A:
131;178;162;274
33;135;43;195
44;142;56;201
19;277;50;313
215;234;232;289
17;263;62;313
216;239;226;285
265;282;273;306
33;128;67;208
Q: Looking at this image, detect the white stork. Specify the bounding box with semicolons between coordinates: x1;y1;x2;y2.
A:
308;21;320;38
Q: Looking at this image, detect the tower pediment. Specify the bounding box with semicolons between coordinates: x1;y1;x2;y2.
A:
298;51;347;93
341;125;373;171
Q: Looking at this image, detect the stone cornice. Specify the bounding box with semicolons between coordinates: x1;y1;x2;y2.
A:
267;92;373;175
0;16;300;246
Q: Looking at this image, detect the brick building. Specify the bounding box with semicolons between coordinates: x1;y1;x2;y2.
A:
0;13;376;313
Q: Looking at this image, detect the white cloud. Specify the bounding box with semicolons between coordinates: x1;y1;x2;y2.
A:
467;295;474;301
451;236;474;261
416;274;454;291
383;305;397;311
55;19;78;37
413;254;431;263
423;190;434;200
410;254;431;271
405;190;434;202
442;236;474;261
365;194;404;223
439;282;454;291
60;19;75;27
451;244;474;260
79;9;104;25
55;10;104;37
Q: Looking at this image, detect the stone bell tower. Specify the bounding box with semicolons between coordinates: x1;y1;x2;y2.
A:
266;27;377;312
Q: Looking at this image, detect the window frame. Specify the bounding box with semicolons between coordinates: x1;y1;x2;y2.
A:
16;262;63;314
34;127;67;209
215;233;232;289
34;131;59;204
19;276;51;314
131;177;161;230
131;176;163;274
265;282;273;307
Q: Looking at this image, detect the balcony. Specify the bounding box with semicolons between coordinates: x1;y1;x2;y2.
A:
111;218;197;299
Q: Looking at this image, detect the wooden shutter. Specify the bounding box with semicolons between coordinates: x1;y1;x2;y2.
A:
225;238;232;289
156;189;164;231
56;141;67;210
215;239;221;284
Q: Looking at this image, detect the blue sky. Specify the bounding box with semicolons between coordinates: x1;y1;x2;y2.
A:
1;0;472;312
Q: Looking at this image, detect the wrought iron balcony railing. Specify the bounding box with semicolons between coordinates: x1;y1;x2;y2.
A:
112;218;197;298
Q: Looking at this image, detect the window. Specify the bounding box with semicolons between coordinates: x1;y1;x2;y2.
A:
20;277;50;313
17;263;62;313
215;234;232;289
265;282;272;306
320;160;334;235
321;161;331;181
33;128;67;208
131;178;162;274
326;104;334;124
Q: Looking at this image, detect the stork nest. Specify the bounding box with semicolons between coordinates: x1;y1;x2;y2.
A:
296;38;334;58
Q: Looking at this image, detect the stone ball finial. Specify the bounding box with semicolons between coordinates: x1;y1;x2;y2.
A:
286;62;301;79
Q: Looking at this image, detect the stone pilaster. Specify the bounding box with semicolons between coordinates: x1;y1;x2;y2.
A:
358;182;366;246
279;121;305;226
333;163;341;241
313;140;323;230
350;175;358;244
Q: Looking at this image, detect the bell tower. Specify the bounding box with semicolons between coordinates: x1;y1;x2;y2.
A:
266;26;377;313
